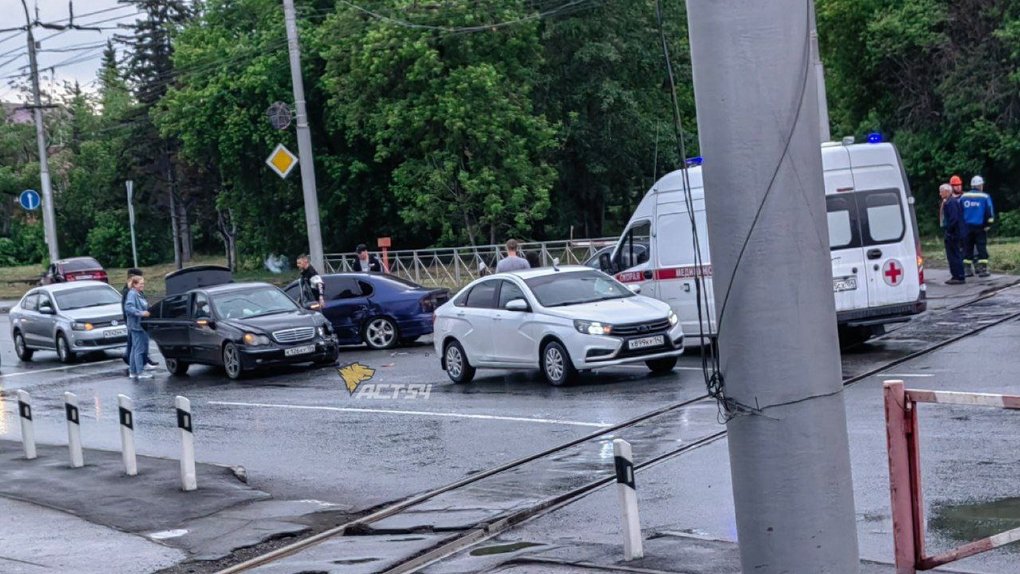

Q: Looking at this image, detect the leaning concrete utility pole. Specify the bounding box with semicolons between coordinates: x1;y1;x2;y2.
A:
22;0;60;262
282;0;325;271
810;5;831;142
686;1;860;572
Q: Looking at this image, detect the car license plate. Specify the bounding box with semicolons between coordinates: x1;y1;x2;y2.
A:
628;335;664;350
105;328;127;338
285;344;316;357
833;275;858;293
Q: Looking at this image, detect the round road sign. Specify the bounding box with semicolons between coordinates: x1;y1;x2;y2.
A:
19;189;41;210
266;102;292;131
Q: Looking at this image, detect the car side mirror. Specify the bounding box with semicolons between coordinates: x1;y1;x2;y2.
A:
627;284;642;294
196;318;216;329
304;301;321;311
505;298;529;312
599;252;613;273
39;304;55;315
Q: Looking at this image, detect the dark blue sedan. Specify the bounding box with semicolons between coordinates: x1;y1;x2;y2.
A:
283;273;450;349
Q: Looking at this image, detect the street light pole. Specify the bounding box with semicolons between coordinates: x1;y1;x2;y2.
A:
686;0;859;572
22;0;60;262
281;0;325;272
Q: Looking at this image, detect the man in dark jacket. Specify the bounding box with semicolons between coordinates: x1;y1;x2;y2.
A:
296;255;326;308
121;268;157;368
941;183;966;284
355;244;386;272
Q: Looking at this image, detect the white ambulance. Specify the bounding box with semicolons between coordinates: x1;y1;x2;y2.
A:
594;139;927;345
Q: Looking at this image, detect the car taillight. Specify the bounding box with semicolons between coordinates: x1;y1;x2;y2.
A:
915;241;925;285
421;295;436;313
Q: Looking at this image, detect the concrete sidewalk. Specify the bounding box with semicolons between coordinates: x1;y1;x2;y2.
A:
0;442;352;568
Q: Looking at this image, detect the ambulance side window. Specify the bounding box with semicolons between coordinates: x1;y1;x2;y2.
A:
860;190;905;244
826;195;860;250
616;221;651;270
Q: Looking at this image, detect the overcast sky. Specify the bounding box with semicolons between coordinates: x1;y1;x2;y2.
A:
0;0;140;101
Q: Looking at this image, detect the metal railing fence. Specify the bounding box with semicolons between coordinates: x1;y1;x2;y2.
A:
324;238;617;290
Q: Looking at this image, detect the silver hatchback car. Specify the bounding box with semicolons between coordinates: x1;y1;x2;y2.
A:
10;281;128;363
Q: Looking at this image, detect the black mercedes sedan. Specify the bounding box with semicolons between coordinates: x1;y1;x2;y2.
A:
146;267;339;379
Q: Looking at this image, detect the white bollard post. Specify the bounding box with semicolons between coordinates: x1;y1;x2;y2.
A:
118;394;137;476
175;396;197;491
613;438;643;560
17;390;36;460
64;392;83;468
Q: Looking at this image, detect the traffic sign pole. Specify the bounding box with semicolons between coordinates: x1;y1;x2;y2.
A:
282;0;325;273
126;181;138;268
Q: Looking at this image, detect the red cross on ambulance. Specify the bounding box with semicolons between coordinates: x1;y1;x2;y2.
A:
882;259;903;286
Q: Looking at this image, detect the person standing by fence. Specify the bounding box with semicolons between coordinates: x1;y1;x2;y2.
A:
495;239;531;273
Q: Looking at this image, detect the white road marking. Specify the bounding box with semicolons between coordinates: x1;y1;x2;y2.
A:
208;401;613;428
0;359;119;379
615;364;705;371
875;373;935;378
147;529;188;540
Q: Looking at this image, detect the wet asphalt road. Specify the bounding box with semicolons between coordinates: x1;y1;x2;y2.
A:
2;271;1019;573
0;321;711;508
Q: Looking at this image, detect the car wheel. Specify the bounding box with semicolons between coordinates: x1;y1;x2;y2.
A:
444;340;475;384
56;333;76;364
222;342;243;380
646;356;678;374
14;331;33;361
364;317;398;350
165;357;190;376
541;340;577;386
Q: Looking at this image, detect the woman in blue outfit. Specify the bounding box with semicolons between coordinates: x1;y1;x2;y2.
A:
124;275;153;380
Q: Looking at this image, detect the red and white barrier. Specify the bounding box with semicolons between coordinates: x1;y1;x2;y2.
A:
884;380;1020;573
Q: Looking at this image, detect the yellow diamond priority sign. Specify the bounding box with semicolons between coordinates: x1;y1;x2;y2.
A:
266;143;298;179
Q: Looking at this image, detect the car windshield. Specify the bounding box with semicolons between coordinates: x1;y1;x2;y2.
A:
211;287;298;319
524;270;634;307
62;258;102;272
53;285;121;310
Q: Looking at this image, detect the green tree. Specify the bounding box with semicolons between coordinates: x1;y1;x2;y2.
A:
536;0;693;238
319;0;557;246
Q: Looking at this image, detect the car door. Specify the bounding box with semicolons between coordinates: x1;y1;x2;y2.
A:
189;292;220;363
827;193;870;313
654;204;715;336
152;295;193;359
33;293;59;347
858;189;913;307
612;220;653;293
16;293;43;346
453;280;500;363
490;279;537;365
321;277;370;342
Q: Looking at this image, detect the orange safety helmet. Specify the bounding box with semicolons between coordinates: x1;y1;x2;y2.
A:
949;175;963;186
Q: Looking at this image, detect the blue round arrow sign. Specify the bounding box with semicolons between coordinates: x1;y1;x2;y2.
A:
19;189;41;210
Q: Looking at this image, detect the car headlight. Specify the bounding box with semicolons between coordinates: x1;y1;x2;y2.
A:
242;332;272;346
668;310;678;326
72;321;94;331
574;319;612;336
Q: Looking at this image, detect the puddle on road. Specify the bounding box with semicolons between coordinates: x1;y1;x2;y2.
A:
930;497;1020;552
470;541;544;556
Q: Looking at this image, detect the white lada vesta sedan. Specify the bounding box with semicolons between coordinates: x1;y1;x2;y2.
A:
433;266;684;386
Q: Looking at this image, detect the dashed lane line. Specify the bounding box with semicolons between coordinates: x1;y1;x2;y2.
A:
0;359;120;379
208;401;613;428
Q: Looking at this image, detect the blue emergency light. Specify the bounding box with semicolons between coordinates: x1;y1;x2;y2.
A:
685;156;703;166
867;132;882;144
